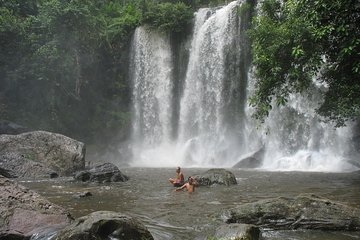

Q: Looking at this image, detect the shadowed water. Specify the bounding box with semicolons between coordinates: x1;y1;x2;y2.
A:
21;168;360;240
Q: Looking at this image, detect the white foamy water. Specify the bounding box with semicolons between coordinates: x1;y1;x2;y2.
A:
129;1;358;172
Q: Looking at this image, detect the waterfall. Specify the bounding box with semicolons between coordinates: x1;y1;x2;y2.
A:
258;81;356;172
130;26;174;166
129;1;358;171
177;1;246;166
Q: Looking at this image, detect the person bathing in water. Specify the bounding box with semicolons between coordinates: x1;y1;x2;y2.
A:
175;176;197;193
169;166;184;187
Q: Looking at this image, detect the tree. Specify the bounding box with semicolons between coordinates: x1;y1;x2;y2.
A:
142;2;193;33
0;0;196;144
249;0;360;126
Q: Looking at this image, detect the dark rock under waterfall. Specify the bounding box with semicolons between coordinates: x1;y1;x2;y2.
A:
232;148;265;169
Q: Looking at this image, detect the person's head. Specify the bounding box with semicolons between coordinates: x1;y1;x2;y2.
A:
176;167;181;173
188;176;193;184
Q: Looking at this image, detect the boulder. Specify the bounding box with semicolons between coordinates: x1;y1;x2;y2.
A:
0;152;57;179
0;120;30;135
223;194;360;231
232;148;264;169
54;211;154;240
73;191;93;199
194;168;237;186
214;224;260;240
0;165;17;178
0;131;85;178
0;176;73;239
74;163;129;183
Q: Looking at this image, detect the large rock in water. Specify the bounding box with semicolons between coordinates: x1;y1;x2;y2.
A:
74;163;129;183
54;211;154;240
0;176;73;239
0;131;85;178
194;168;237;186
232;148;264;169
214;224;260;240
223;194;360;231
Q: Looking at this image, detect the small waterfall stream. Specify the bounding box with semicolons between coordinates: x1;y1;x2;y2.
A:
129;0;357;171
177;1;245;167
259;83;355;172
130;26;173;153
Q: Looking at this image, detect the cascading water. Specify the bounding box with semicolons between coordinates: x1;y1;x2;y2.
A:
177;1;246;167
130;26;174;166
129;1;358;171
258;83;356;172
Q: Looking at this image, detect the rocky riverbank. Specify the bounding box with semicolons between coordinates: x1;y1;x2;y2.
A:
1;126;359;240
0;128;148;240
0;175;73;239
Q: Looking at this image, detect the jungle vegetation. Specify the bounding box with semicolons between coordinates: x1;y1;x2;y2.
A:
0;0;358;148
0;0;203;144
249;0;359;127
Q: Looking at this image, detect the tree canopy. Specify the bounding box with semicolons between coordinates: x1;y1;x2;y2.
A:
1;0;358;149
0;0;197;144
0;0;234;148
249;0;360;126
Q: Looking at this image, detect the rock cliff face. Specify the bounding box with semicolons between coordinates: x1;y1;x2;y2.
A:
0;131;85;178
0;176;73;239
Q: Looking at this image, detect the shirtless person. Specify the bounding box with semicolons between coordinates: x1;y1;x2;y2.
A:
175;176;197;193
169;166;184;187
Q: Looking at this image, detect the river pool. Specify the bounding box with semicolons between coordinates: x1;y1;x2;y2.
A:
21;168;360;240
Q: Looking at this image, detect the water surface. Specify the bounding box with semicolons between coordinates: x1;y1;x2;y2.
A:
21;168;360;240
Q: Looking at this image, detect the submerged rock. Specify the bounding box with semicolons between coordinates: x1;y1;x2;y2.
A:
214;224;260;240
223;194;360;231
74;163;129;183
194;168;237;186
0;176;73;239
73;191;93;199
54;211;154;240
0;131;85;178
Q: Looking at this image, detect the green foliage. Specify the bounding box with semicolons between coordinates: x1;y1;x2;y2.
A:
100;2;142;48
0;0;135;143
143;2;193;33
237;2;251;16
249;0;360;126
0;0;202;144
